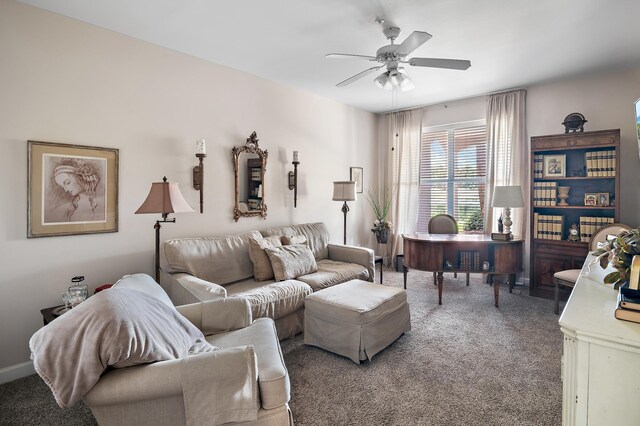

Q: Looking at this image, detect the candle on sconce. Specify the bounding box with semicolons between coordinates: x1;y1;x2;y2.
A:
293;151;299;162
196;139;206;155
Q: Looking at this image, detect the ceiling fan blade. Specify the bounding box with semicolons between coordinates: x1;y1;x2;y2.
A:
336;65;385;87
325;53;377;60
408;57;471;70
396;31;432;56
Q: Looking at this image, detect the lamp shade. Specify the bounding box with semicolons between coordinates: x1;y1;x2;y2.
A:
491;185;524;208
332;181;356;202
135;178;194;214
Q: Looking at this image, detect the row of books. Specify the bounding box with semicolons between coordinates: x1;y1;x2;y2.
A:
532;154;545;179
533;150;617;179
458;251;481;271
579;216;615;242
533;214;564;240
532;181;557;206
250;168;261;181
586;150;616;177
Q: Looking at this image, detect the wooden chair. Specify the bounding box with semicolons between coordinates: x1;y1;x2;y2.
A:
428;214;470;286
554;223;631;314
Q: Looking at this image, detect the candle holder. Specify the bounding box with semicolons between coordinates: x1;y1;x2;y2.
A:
193;153;206;213
288;151;300;207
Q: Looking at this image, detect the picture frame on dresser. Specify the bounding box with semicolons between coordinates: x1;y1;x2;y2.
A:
27;140;119;238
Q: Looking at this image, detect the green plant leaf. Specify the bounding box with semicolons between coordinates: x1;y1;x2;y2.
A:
604;271;621;285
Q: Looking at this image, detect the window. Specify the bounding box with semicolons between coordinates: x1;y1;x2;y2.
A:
417;121;487;233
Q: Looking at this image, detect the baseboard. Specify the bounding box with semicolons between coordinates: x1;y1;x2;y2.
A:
0;360;35;385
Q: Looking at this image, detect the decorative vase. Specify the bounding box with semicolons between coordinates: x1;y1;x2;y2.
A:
375;229;389;244
557;186;570;206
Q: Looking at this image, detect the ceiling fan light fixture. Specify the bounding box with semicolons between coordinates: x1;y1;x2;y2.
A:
399;74;415;91
374;72;393;90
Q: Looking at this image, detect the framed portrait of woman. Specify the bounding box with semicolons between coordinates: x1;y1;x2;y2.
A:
27;141;119;238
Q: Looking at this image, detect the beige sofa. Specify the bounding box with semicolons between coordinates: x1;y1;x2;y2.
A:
162;222;375;340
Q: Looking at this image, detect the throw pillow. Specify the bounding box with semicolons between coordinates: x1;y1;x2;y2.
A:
281;235;307;246
29;287;217;408
248;235;282;281
264;245;318;281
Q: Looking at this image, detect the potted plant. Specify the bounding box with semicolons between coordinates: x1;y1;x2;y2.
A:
592;228;640;288
364;187;393;244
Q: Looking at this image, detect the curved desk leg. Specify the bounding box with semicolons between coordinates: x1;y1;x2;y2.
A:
403;265;408;289
493;276;500;308
508;274;516;293
436;272;444;305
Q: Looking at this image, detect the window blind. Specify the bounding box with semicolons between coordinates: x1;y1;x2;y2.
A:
417;125;487;232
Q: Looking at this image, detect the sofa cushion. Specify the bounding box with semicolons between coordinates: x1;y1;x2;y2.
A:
265;245;318;281
261;222;329;261
226;279;312;321
248;236;283;281
296;259;369;291
29;286;216;408
206;318;290;410
281;235;307;246
163;231;261;285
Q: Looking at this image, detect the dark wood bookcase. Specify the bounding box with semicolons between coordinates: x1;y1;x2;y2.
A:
529;129;620;298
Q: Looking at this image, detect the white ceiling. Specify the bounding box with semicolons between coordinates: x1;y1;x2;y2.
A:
18;0;640;113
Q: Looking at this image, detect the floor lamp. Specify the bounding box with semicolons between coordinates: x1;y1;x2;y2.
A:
135;177;194;283
332;181;356;245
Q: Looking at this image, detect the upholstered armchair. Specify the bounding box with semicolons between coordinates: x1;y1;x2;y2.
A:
84;297;293;426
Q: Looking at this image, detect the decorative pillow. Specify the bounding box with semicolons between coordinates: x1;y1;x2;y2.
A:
248;236;282;281
264;245;318;281
281;235;307;246
29;287;217;408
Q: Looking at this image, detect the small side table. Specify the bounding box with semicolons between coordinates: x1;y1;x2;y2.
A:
40;305;66;325
375;256;384;284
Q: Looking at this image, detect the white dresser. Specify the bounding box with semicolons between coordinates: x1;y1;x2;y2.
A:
559;255;640;425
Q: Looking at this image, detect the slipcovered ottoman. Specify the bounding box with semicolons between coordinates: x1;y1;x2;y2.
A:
303;279;411;363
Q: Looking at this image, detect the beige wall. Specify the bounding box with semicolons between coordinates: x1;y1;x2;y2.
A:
0;0;378;372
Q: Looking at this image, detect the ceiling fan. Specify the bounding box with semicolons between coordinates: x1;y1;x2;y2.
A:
326;24;471;91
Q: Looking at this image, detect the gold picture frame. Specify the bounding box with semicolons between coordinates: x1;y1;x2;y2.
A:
27;140;119;238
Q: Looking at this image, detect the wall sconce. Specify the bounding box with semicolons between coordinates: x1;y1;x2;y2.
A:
192;139;206;213
288;151;300;207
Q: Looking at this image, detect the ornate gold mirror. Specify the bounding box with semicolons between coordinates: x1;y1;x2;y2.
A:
233;131;268;221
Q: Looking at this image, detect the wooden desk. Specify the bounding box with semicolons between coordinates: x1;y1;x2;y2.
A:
402;233;524;307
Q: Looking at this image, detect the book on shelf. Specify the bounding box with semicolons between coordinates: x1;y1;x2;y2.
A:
533;214;564;240
533;154;544;179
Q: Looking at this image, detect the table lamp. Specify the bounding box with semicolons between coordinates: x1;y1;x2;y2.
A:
491;185;524;235
135;177;194;282
332;181;356;245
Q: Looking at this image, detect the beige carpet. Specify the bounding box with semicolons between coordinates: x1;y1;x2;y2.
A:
280;269;562;425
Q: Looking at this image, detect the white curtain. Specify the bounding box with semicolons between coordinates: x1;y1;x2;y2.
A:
485;90;528;238
385;109;422;264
